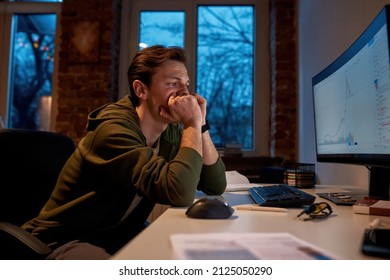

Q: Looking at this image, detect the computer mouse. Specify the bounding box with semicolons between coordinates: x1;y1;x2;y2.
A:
185;197;235;219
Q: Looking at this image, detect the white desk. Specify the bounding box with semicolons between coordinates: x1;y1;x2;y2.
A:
112;185;390;260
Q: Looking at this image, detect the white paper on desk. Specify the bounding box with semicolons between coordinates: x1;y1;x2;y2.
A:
225;170;253;191
170;232;338;260
226;170;250;184
225;183;258;192
225;171;275;191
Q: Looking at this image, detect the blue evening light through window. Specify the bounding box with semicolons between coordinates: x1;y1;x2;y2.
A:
197;6;254;149
9;0;62;2
140;6;254;149
139;11;185;49
9;14;56;130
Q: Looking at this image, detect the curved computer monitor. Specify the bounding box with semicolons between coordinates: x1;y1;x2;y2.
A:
312;5;390;200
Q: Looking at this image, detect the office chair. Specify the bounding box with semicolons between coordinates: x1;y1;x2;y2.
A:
0;128;75;259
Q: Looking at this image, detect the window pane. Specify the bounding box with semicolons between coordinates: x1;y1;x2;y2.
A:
139;11;185;49
9;1;62;2
8;14;56;130
197;6;254;149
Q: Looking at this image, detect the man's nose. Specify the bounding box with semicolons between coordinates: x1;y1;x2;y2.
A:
178;83;189;95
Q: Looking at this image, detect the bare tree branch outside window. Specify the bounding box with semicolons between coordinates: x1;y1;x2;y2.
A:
197;6;254;149
10;14;56;130
140;6;254;149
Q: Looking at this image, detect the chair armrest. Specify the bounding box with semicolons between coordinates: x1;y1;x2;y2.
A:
0;221;52;260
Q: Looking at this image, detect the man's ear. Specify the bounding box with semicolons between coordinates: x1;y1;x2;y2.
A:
133;80;148;100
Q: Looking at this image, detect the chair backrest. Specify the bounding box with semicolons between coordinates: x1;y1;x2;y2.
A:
0;129;75;226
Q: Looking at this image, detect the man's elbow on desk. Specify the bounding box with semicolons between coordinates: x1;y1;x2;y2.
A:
198;178;227;196
197;160;227;195
166;190;196;207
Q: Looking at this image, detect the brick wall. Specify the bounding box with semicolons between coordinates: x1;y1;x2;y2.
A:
270;0;297;162
55;0;121;142
55;0;298;162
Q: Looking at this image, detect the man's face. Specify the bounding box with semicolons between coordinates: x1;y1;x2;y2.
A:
146;60;190;122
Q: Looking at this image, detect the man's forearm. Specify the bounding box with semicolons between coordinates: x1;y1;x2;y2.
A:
180;126;202;156
201;131;219;165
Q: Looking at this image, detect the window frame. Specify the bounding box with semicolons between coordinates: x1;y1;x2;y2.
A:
0;1;62;130
120;0;269;156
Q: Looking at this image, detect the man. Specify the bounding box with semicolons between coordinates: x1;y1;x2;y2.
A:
22;45;227;259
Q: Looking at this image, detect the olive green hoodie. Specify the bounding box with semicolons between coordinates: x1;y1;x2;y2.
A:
23;95;226;253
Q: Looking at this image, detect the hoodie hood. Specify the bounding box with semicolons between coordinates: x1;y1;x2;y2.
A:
86;96;139;132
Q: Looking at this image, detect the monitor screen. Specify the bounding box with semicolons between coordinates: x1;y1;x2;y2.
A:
312;5;390;200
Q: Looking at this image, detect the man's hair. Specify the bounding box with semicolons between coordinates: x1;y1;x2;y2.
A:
127;45;187;107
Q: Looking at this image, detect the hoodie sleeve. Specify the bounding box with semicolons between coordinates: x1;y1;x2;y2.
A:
80;120;204;207
198;156;227;195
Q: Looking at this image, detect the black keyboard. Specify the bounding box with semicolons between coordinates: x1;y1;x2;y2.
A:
248;184;316;207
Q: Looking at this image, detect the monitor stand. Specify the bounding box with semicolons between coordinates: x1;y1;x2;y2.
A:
369;166;390;200
317;167;390;206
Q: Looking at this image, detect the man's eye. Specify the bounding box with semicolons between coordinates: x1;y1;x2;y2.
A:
168;83;177;87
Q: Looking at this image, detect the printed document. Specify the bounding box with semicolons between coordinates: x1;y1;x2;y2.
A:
170;232;338;260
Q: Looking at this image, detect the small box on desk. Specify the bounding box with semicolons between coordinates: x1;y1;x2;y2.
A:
353;196;390;216
283;163;315;189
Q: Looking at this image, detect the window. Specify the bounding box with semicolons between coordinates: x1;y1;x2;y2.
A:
140;11;185;48
8;0;62;2
121;0;269;155
0;0;61;130
197;6;254;148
